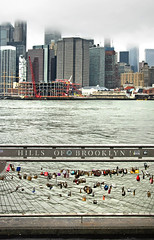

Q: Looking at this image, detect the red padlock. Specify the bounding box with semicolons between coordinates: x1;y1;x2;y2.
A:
136;175;140;181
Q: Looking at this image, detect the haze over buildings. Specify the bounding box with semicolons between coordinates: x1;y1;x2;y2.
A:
1;13;154;98
0;0;154;60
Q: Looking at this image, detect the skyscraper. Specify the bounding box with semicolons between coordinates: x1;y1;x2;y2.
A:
89;45;105;87
14;21;26;44
8;20;27;61
57;37;89;87
145;49;154;67
140;62;150;87
0;22;14;46
0;46;16;96
105;49;119;89
33;45;56;83
1;20;27;80
128;46;139;72
119;51;129;64
28;48;44;84
44;29;61;45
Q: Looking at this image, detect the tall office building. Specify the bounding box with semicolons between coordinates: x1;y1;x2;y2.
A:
0;22;14;46
33;45;56;83
28;45;56;84
44;29;61;45
127;45;139;72
1;20;27;81
9;21;27;77
0;46;16;96
105;49;119;89
28;48;44;84
57;37;89;87
119;51;129;64
104;38;120;88
13;21;27;46
145;49;154;67
0;21;26;52
140;62;150;87
89;46;105;87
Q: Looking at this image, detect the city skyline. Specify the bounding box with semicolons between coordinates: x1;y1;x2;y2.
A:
0;0;154;61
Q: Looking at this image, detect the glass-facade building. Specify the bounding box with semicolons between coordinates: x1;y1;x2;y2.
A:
0;21;27;82
128;46;139;72
89;46;105;87
119;51;129;64
145;49;154;67
0;23;14;46
32;45;56;83
0;46;16;96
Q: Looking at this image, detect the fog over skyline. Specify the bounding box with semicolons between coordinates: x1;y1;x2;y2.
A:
1;0;154;61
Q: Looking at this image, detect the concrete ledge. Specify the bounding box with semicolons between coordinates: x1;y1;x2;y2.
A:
0;216;154;238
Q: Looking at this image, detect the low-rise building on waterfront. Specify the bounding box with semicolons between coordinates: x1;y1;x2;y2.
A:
82;86;108;96
121;72;144;88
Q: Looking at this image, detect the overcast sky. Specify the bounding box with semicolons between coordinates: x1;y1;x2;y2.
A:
1;0;154;60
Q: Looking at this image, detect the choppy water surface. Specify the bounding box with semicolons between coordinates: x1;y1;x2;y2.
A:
0;100;153;144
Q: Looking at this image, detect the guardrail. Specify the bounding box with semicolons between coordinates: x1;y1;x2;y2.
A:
0;144;154;162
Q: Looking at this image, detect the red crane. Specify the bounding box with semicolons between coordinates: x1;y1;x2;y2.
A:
28;56;40;98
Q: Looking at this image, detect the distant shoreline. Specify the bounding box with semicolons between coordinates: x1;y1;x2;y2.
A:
0;96;154;100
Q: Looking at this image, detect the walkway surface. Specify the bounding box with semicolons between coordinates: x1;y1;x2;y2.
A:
0;161;154;215
0;160;154;238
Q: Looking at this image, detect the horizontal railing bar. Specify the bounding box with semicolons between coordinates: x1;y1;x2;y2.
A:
1;158;154;162
0;213;153;217
0;145;154;159
0;144;154;147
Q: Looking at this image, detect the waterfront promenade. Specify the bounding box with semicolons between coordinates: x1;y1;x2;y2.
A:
0;145;154;238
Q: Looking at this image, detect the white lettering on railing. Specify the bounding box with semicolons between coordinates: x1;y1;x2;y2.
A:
120;150;125;156
102;150;107;157
13;147;151;158
18;150;24;156
41;150;45;156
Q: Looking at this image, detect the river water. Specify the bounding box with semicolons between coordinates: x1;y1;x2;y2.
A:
0;100;154;145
